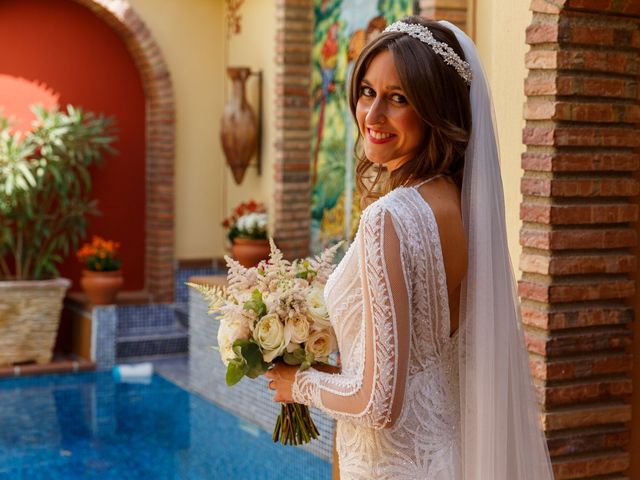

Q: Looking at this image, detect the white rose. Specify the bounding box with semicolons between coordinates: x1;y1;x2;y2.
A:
253;313;291;362
285;314;310;344
305;329;337;361
217;318;250;366
306;286;331;329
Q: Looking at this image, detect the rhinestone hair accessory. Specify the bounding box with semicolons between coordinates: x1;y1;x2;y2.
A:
384;21;472;84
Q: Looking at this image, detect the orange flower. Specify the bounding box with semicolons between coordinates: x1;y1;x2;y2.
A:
76;235;121;271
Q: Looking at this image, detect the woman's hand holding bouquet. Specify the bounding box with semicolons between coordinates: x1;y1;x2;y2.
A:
188;239;341;445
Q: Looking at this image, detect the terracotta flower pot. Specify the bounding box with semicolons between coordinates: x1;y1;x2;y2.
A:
231;238;271;268
80;270;123;305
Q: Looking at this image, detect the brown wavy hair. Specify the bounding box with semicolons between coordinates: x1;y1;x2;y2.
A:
349;16;472;206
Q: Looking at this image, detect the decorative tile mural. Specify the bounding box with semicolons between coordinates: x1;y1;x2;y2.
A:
311;0;414;253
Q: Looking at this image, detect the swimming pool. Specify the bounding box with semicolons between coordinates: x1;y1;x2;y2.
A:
0;372;331;480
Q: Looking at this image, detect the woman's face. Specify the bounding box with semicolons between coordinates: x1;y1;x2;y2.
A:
356;49;426;172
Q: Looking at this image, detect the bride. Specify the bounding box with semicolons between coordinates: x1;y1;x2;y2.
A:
266;16;553;480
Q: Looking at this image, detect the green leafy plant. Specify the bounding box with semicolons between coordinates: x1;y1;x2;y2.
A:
0;105;116;280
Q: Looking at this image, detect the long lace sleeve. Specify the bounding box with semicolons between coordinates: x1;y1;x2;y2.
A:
292;204;411;429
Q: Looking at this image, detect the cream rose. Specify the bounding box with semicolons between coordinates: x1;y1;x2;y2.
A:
253;313;291;362
285;314;311;344
305;329;336;361
217;319;250;366
306;286;331;329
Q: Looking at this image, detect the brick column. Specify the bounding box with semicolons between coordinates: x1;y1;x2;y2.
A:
418;0;468;32
520;1;639;478
273;0;313;259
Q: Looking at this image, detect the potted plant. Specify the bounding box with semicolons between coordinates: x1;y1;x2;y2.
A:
0;105;116;366
222;199;269;267
77;235;123;305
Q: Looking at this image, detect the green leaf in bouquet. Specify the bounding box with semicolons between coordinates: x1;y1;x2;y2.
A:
283;347;306;366
243;288;267;318
294;258;317;281
226;359;245;386
243;342;269;378
300;351;315;372
230;338;269;380
232;338;249;359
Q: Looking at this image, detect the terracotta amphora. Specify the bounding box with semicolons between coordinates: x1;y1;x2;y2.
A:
220;67;258;184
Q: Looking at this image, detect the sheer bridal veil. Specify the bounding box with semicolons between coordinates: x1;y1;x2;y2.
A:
440;21;554;480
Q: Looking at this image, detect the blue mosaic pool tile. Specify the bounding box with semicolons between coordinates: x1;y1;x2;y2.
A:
93;303;191;366
0;372;331;480
116;304;177;335
116;335;188;359
93;306;117;370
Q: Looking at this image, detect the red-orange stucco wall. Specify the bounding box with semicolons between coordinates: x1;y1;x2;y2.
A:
0;0;146;291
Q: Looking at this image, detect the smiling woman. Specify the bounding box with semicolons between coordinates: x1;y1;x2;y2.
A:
349;20;471;206
269;15;554;480
355;50;426;173
270;16;474;480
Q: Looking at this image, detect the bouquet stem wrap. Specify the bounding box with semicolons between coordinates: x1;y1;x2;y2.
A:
273;403;320;445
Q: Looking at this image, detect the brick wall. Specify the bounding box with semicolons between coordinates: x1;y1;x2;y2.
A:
272;0;314;260
72;0;175;302
521;1;639;478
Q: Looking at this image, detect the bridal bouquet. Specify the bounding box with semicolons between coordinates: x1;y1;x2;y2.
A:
188;239;341;445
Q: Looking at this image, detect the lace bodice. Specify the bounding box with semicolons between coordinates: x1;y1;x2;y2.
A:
292;184;461;480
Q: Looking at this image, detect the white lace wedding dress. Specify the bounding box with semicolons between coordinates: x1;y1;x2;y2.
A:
292;181;461;480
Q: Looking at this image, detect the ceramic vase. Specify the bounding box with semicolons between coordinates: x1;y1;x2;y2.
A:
231;238;270;268
80;270;123;305
220;67;258;184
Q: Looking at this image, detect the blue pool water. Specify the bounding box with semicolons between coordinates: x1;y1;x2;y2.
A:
0;372;331;480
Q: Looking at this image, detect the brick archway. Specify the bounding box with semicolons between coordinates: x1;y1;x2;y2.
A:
71;0;175;302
